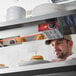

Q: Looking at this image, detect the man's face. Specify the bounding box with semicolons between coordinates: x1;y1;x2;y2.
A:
51;39;71;59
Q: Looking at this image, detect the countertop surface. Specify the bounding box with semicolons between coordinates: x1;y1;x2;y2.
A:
0;59;76;74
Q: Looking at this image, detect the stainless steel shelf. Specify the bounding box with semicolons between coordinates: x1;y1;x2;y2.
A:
0;9;76;27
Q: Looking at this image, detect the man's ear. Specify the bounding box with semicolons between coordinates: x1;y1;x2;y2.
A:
69;40;73;47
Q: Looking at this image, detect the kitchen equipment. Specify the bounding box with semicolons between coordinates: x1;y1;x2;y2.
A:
3;39;16;46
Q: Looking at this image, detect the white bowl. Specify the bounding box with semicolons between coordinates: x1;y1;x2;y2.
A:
32;3;66;17
6;6;26;21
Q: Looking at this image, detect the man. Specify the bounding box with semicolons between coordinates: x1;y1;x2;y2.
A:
45;35;76;62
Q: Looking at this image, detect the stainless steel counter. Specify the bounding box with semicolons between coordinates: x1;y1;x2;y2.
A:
0;60;76;76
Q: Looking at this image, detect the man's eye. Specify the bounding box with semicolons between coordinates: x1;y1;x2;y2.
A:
52;44;54;46
57;41;62;44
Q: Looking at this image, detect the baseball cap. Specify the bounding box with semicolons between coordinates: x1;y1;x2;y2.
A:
45;35;72;45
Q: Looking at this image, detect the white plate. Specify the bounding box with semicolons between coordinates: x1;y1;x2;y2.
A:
19;60;50;66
